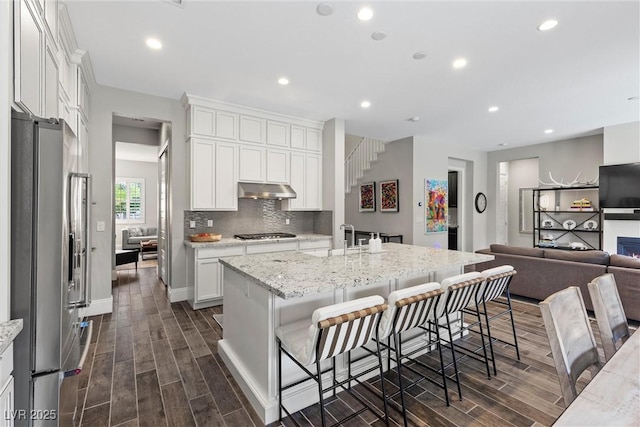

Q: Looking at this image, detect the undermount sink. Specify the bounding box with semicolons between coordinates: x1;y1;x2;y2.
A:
303;248;366;257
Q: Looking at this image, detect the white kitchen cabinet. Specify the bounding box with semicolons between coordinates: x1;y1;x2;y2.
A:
77;67;89;120
283;152;322;210
265;149;289;184
43;0;57;40
0;343;14;427
15;0;44;116
290;125;306;150
191;106;216;137
239;145;265;182
239;116;266;144
216;111;238;140
44;39;59;119
186;245;244;309
77;117;89;173
190;138;238;210
267;121;289;147
306;128;321;151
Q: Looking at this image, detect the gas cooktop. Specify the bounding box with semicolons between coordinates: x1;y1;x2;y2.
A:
233;232;297;240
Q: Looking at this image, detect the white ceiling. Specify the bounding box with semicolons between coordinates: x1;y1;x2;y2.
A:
65;1;640;151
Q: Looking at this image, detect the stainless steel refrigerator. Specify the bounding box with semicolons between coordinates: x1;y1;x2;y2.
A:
10;109;93;426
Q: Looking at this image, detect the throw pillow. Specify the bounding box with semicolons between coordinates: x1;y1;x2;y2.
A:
128;227;142;237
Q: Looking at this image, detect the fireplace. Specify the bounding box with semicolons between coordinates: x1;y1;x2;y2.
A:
617;237;640;258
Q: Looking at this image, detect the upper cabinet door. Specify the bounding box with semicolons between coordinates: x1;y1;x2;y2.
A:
238;146;265;182
216;111;238;140
239;116;266;144
215;142;238;210
266;121;289;147
191;139;216;210
305;154;322;210
15;0;44;116
43;0;57;40
44;39;59;119
191;106;216;137
77;68;89;120
290;125;306;150
265;149;289;183
306;128;321;152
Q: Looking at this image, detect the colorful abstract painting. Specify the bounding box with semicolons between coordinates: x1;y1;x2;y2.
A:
425;179;448;233
359;182;375;212
380;180;399;212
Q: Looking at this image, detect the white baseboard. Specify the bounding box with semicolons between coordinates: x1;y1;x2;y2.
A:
80;296;113;317
168;286;188;302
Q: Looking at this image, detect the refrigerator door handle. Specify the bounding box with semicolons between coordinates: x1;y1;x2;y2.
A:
68;173;92;308
68;232;75;283
63;320;93;378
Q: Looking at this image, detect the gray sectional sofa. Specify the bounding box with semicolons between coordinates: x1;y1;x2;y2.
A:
122;226;158;250
474;244;640;322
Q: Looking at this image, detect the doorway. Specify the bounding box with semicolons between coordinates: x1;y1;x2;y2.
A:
448;158;467;251
112;115;169;284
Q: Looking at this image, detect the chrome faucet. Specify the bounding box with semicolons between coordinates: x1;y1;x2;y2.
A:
339;224;355;249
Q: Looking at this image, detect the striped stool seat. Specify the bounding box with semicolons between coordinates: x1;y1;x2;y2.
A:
437;271;489;400
468;265;520;376
276;295;390;427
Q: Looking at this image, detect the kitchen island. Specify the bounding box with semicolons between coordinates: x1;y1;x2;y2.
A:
218;243;493;424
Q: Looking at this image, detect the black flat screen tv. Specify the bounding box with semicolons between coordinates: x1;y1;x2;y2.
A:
599;163;640;208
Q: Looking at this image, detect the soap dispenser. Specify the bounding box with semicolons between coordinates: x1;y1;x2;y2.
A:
374;233;382;252
369;233;376;253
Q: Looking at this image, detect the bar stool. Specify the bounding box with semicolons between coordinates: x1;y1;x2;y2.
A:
464;265;519;376
276;295;389;427
352;283;445;425
437;272;489;398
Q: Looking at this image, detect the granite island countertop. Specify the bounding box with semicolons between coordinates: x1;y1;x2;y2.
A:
0;319;23;355
220;242;493;299
183;233;331;249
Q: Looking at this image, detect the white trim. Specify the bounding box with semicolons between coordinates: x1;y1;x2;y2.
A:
80;296;113;317
168;286;188;303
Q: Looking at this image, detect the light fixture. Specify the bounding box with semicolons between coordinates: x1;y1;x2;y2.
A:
357;7;373;21
498;143;508;146
544;129;554;134
146;38;162;50
413;51;427;60
360;100;371;108
537;19;558;31
316;2;335;16
628;96;640;101
371;31;386;41
452;58;467;69
407;116;420;122
488;106;499;112
278;77;289;86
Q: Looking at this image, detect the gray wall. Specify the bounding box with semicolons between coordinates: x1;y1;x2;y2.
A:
345;134;360;157
90;85;187;303
345;137;414;244
115;158;159;248
184;200;332;237
487;134;603;247
113;125;159;146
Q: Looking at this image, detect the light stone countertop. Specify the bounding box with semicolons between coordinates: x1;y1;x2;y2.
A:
183;233;332;249
0;319;23;355
220;242;494;299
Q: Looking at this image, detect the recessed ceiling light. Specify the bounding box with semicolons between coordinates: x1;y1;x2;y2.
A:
413;51;427;60
316;2;335;16
498;143;508;146
537;19;558;31
146;38;162;50
628;96;640;101
544;129;554;134
371;31;386;41
452;58;467;69
407;117;420;122
360;100;371;108
278;77;289;86
488;106;499;112
357;7;373;21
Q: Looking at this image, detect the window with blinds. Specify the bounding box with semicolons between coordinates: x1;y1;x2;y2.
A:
115;177;145;223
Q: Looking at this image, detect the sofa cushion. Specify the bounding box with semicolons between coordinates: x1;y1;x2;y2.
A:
543;249;609;265
127;227;142;237
141;227;158;236
609;254;640;269
489;244;544;258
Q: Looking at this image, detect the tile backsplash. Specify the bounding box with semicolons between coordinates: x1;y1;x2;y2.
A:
184;199;332;238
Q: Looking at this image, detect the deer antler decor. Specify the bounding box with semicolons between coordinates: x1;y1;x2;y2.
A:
538;171;599;187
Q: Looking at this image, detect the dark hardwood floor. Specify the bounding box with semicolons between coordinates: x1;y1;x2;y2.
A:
79;266;624;427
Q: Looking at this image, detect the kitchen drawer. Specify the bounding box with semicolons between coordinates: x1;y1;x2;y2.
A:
197;246;245;260
246;241;298;254
298;239;331;250
0;343;13;385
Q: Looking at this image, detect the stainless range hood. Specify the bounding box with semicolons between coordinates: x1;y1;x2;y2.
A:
238;182;297;199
